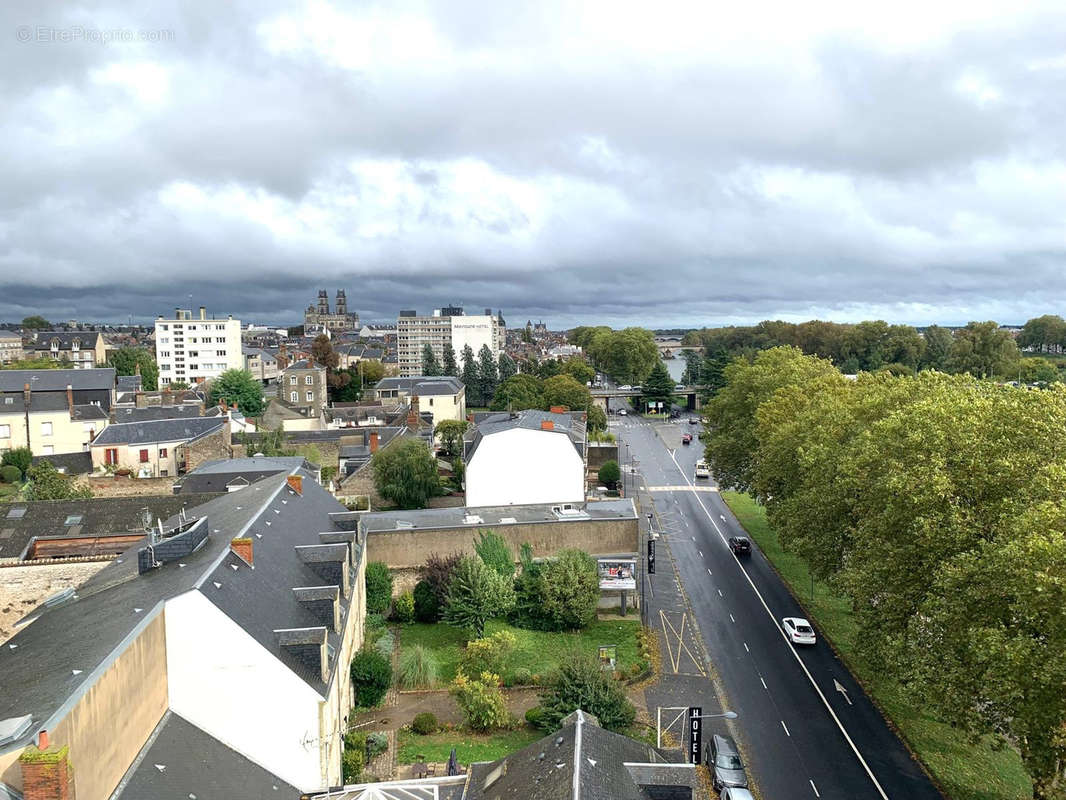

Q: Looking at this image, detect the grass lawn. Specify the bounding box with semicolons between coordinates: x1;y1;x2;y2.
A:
399;618;642;684
397;726;541;764
721;491;1033;800
0;483;18;500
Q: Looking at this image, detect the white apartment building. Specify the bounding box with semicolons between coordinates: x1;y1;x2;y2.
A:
396;306;505;377
155;306;243;386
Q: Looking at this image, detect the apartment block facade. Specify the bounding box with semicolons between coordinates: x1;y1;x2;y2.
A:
396;307;505;377
155;307;243;386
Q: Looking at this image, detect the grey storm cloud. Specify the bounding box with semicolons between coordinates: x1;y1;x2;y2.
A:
1;0;1065;329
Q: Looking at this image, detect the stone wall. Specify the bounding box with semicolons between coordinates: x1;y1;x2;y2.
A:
587;442;619;469
366;516;638;571
0;561;108;644
186;425;233;472
86;476;177;498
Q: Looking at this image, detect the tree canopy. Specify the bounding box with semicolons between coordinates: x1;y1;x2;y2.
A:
109;347;159;391
422;343;442;376
208;369;265;416
371;437;440;509
490;373;544;411
21;315;50;330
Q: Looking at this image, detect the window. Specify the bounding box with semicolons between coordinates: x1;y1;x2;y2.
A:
306;391;313;401
216;337;225;343
0;424;9;438
64;515;82;526
289;377;297;385
3;397;11;404
160;448;168;458
160;469;168;477
41;421;53;436
305;376;313;385
71;339;80;351
160;324;169;331
139;449;149;463
105;448;118;465
290;391;298;402
217;350;226;356
160;351;170;357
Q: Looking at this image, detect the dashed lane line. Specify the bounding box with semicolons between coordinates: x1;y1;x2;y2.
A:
782;720;791;737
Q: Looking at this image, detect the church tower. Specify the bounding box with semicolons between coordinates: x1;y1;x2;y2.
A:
317;290;329;315
336;289;348;317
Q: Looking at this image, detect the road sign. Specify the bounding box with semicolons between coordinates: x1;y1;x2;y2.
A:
688;706;703;764
648;538;656;574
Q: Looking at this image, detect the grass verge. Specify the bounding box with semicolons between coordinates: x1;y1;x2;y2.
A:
400;618;642;684
397;726;541;764
721;490;1032;800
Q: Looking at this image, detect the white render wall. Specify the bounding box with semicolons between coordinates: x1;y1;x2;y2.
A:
450;315;497;360
164;590;325;790
156;316;243;386
465;427;584;507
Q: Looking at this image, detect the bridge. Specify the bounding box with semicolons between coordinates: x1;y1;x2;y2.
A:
590;386;701;411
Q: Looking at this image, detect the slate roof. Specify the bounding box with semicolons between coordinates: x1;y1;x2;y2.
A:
30;331;103;351
0;464;357;754
111;405;204;423
283;360;321;371
465;410;586;462
30;451;93;476
0;368;116;393
90;416;225;446
111;711;300;800
0;331;21;341
173;456;312;494
374;376;463;395
72;404;108;421
0;392;68;413
0;494;219;561
116;375;142;392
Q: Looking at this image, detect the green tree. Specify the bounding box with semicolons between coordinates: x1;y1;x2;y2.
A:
537;549;600;630
1;447;33;478
497;353;517;382
597;460;620;490
586;404;607;433
109;347;159;391
365;561;394;614
1;357;62;370
167;380;190;390
25;461;92;501
434;419;469;458
358;359;386;387
701;348;732;396
350;649;391;708
460;345;479;404
450;670;510;731
541;374;592;412
441;555;515;638
473;530;513;578
442;343;458;377
522;323;534;344
536;359;562;379
208;369;265;416
371;438;440;509
562;359;595;385
21;315;50;330
333;368;363;402
1019;357;1061;384
422;343;442;376
477;345;499;410
419;552;462;608
946;321;1021;378
490;373;543;411
460;630;517;676
589;328;658;384
312;334;350;396
641;360;674;412
920;325;954;371
1019;314;1066;353
681;349;703;384
538;653;635;731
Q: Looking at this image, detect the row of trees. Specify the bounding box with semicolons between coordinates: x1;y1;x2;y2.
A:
422;343;517;407
684;319;1025;378
568;326;660;384
704;347;1066;797
490;371;607;432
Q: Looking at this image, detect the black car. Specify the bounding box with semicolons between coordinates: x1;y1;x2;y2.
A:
688;417;699;425
728;536;751;556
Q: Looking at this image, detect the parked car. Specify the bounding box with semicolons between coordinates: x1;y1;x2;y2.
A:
720;789;755;800
682;433;693;445
688;417;699;425
617;409;628;416
675;383;686;390
782;617;817;645
709;734;748;791
728;536;751;556
618;384;632;390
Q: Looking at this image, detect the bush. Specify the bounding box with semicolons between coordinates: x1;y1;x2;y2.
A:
538;653;635;731
513;548;599;632
411;712;439;735
598;459;621;490
419;553;462;605
350;649;392;708
365;562;393;615
474;530;514;578
413;580;440;623
392;591;415;623
342;731;367;782
366;612;386;630
398;645;440;689
1;447;32;477
374;629;395;660
524;706;545;727
513;667;534;686
366;732;388;759
461;630;517;677
451;671;510;732
0;465;21;484
442;556;515;638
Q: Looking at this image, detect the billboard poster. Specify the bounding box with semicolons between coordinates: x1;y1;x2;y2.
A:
598;558;636;590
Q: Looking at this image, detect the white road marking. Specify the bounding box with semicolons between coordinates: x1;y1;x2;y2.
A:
707;568;712;575
691;536;696;542
810;779;821;797
744;642;749;652
717;589;723;597
729;613;735;623
699;550;703;558
666;448;890;800
761;677;768;689
781;720;791;736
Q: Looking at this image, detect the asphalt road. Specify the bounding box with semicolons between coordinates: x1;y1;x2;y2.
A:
613;410;943;800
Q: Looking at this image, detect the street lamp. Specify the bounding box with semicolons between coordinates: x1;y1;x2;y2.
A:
693;711;738;720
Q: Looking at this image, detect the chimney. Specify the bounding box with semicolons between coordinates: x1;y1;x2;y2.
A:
230;537;253;566
19;741;72;800
23;382;30;407
38;730;48;750
550;406;568;413
163;387;172;406
66;384;73;416
541;420;554;431
135;391;147;409
369;431;379;453
287;475;303;495
406;397;420;427
175;307;180;318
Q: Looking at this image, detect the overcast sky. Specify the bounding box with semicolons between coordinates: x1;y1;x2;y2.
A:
1;1;1064;329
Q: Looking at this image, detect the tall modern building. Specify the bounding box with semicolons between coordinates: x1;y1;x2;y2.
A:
304;289;359;332
396;307;506;377
155;307;243;386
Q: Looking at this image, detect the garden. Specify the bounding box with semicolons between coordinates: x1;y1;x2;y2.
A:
342;531;657;783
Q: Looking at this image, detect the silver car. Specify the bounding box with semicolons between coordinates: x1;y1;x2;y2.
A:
710;733;748;790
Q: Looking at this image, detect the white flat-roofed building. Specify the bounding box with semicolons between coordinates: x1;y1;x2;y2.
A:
155;306;243;386
396;306;505;377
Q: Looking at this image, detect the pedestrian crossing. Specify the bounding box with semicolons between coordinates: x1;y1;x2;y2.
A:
647;485;719;492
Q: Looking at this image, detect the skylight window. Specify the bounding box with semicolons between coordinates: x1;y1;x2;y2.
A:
64;515;83;526
7;508;26;519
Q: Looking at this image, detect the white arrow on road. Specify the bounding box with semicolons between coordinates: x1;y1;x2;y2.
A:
833;678;853;706
720;514;726;521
